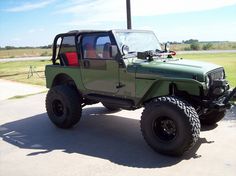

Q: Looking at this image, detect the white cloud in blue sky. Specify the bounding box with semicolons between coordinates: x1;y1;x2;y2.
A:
133;0;236;16
4;0;56;12
0;0;236;46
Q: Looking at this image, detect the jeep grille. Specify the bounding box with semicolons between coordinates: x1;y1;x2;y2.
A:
208;68;225;81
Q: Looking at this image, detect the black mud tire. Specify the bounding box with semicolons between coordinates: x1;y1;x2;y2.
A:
141;96;200;156
46;85;82;129
200;110;226;126
102;103;121;111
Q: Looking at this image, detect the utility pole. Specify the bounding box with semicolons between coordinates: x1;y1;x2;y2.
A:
126;0;132;29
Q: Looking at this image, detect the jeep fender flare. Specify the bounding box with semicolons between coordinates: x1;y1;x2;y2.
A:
140;78;204;105
49;73;84;95
51;73;75;87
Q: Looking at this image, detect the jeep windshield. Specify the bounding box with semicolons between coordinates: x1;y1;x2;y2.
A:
114;30;162;54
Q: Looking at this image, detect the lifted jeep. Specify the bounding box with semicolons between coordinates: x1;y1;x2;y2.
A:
45;30;236;156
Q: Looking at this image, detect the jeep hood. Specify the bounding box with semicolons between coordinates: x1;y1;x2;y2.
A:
127;58;222;82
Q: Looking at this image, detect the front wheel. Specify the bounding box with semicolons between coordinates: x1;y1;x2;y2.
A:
46;85;82;129
141;96;200;156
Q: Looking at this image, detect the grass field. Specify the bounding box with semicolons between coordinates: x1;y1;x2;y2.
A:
0;53;235;87
172;42;236;51
0;60;50;86
0;48;51;58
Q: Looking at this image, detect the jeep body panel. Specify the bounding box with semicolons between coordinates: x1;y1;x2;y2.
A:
45;65;85;91
45;56;217;107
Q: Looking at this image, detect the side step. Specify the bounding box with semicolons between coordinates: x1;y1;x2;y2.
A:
85;94;135;110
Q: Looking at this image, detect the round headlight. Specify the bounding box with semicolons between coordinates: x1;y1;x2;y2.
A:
220;70;225;79
206;76;210;88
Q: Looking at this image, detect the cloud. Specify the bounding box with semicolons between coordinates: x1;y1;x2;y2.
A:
56;0;126;26
56;0;236;27
132;0;236;16
5;0;55;12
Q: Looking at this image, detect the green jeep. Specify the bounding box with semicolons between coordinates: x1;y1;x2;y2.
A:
45;30;236;156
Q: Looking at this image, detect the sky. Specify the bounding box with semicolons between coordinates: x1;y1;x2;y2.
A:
0;0;236;47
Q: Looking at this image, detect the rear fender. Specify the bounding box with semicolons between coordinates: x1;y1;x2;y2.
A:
45;65;85;91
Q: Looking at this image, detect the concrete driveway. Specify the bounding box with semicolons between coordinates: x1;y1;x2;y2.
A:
0;93;236;176
0;79;47;101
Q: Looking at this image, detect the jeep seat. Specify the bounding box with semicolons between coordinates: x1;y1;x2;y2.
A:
60;52;80;66
103;42;111;59
84;43;96;58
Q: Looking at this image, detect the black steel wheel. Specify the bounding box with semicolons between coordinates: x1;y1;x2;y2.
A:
153;116;177;142
52;99;64;117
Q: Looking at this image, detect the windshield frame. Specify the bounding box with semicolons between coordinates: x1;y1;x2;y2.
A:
112;29;162;55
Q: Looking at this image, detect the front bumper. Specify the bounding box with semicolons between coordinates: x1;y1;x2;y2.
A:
207;87;236;111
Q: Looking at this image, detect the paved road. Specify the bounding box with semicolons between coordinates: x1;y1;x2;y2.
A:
177;49;236;54
0;93;236;176
0;56;50;62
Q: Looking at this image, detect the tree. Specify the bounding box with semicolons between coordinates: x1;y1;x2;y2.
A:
183;39;199;44
190;42;200;50
202;43;213;50
5;46;16;50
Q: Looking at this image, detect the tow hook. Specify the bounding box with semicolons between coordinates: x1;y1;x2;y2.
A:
223;87;236;104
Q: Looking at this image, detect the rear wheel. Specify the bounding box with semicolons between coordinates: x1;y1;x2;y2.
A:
141;96;200;156
46;85;82;129
200;110;226;126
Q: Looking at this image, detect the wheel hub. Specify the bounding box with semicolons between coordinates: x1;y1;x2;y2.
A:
153;116;177;141
52;99;64;117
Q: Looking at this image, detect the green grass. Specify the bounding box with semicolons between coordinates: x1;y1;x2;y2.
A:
0;48;52;58
0;60;51;86
177;53;236;86
172;42;236;51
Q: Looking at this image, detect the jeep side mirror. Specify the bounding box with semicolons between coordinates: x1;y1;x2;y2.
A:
165;42;170;52
121;45;129;55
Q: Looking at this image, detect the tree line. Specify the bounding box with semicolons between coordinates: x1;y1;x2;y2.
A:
0;45;52;50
